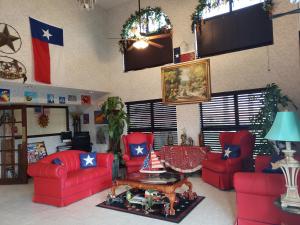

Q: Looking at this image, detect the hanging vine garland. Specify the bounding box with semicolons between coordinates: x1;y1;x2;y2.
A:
119;6;173;53
190;0;273;32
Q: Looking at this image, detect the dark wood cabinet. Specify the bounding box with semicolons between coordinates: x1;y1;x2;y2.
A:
0;105;27;184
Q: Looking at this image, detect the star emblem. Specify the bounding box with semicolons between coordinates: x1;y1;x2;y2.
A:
0;24;20;53
42;29;52;40
175;53;180;58
135;146;144;155
83;154;95;166
224;148;232;158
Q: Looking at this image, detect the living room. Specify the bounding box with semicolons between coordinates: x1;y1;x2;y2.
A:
0;0;300;224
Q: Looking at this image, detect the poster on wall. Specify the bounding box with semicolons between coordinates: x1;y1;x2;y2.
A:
47;94;55;104
94;110;107;124
59;96;65;104
81;95;91;105
27;141;48;164
68;95;77;102
96;125;109;144
83;113;89;124
24;91;38;102
0;89;10;102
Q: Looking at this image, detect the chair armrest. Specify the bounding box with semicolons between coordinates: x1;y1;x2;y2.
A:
255;155;271;172
27;163;66;179
207;152;222;160
97;153;114;170
123;154;130;162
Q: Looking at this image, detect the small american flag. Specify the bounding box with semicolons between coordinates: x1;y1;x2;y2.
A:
141;154;150;170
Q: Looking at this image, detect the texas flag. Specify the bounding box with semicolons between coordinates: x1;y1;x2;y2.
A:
29;17;64;84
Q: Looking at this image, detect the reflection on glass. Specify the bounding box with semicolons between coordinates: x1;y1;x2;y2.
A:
232;0;263;11
203;2;230;19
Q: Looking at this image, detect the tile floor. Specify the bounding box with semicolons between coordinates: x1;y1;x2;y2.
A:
0;177;236;225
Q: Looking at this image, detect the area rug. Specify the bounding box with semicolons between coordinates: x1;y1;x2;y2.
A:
96;189;205;223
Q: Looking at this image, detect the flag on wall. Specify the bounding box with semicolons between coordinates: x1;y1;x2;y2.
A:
29;17;63;84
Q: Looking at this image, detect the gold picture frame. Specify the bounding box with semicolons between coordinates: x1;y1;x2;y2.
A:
161;59;211;105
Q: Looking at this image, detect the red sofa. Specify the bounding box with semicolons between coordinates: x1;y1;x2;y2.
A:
234;155;300;225
202;130;255;190
27;150;114;207
122;132;154;174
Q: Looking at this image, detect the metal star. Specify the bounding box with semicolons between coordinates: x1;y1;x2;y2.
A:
0;24;20;52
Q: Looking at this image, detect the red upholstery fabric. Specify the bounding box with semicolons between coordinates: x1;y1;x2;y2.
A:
27;150;114;207
234;156;300;225
202;130;255;190
122;132;154;174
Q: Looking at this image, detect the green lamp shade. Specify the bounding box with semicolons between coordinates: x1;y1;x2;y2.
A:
265;112;300;142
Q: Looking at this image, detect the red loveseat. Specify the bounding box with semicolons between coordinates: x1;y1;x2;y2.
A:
27;150;114;207
234;155;300;225
202;130;255;190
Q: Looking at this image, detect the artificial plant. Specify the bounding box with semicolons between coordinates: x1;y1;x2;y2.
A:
190;0;273;32
101;96;128;155
250;83;297;155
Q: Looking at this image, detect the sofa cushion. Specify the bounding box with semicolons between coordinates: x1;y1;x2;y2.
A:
262;152;284;174
202;159;227;173
129;143;148;157
80;152;97;169
65;167;110;188
222;144;240;160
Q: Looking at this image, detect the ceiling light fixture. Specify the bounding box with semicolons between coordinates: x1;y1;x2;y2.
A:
133;39;149;49
77;0;96;10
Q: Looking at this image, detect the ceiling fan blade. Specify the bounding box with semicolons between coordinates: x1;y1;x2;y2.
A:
272;8;300;19
148;41;164;48
147;33;172;40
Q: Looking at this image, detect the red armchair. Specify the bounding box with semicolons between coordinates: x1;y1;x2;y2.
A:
122;132;154;174
234;155;300;225
202;130;255;190
27;150;114;207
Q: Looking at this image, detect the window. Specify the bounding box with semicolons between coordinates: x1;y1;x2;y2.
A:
126;99;177;150
199;88;265;155
203;0;264;19
122;7;173;72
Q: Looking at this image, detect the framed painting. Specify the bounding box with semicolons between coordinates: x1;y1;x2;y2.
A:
161;59;211;105
94;110;108;124
27;141;48;164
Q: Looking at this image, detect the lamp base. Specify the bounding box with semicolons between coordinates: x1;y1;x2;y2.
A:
280;146;300;208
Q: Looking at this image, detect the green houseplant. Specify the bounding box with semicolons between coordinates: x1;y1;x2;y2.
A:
250;83;297;155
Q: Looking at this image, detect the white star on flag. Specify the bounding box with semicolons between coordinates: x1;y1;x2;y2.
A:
42;29;52;40
224;148;232;158
135;146;144;155
83;154;95;166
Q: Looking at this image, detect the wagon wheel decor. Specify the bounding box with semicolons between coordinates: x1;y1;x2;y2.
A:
0;23;22;54
38;108;49;128
0;55;27;83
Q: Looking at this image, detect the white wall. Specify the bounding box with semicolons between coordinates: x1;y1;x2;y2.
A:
0;0;111;92
106;0;300;145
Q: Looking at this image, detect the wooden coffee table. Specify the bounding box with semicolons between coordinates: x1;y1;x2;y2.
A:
111;173;193;215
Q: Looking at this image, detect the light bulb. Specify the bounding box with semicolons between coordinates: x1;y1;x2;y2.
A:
133;40;149;49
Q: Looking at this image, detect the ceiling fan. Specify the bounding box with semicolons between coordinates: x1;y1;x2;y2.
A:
109;0;172;51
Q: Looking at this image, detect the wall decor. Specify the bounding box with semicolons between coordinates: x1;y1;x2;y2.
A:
0;88;10;102
83;113;89;124
27;141;48;164
24;91;37;102
59;96;65;104
180;51;195;63
81;95;91;104
161;59;211;105
0;55;27;83
94;110;108;124
68;95;77;102
0;23;22;54
47;94;54;104
38;113;49;128
96;125;109;144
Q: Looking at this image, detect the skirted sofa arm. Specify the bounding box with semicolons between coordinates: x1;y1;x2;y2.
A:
28;163;67;179
96;153;114;171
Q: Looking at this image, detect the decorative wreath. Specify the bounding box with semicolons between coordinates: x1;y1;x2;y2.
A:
38;113;49;128
190;0;273;32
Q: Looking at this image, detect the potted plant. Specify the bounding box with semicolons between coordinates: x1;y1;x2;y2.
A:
250;83;297;155
101;96;128;179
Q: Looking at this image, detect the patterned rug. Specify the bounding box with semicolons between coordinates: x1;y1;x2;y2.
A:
97;189;205;223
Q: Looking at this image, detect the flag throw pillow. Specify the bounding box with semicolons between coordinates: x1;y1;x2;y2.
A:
129;143;148;157
262;152;284;174
29;17;64;84
80;152;97;169
52;158;64;165
222;145;240;160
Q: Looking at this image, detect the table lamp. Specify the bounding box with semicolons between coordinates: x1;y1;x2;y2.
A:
265;111;300;208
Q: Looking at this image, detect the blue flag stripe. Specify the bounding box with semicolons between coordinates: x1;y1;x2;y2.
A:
29;17;63;46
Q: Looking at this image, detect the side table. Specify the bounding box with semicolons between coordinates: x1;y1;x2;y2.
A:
274;198;300;225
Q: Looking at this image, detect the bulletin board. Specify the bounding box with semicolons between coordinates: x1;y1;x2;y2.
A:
26;106;69;137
